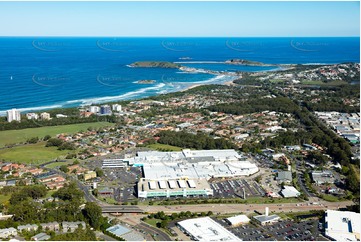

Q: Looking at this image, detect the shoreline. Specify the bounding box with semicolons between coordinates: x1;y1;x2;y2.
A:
0;76;235;116
0;60;347;116
182;84;202;92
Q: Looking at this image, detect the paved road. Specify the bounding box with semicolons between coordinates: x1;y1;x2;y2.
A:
116;214;170;241
139;200;353;215
102;205;143;213
297;172;315;198
137;222;172;241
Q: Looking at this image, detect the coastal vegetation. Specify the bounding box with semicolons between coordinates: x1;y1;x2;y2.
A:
154;130;236;150
208;96;299;115
225;59;271;66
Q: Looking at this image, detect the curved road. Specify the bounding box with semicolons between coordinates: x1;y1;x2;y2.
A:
137;222;172;241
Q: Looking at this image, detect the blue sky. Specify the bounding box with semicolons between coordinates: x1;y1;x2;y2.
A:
0;1;359;37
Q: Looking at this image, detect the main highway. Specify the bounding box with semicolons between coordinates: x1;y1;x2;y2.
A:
137;200;353;215
100;200;353;215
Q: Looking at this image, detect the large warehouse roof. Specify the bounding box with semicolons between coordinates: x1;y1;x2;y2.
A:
281;186;300;198
138;178;213;198
325;210;360;241
130;149;258;180
177;217;241;241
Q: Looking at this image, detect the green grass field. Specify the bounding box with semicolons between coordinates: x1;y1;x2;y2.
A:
0;122;114;148
0;142;71;165
147;143;183;151
144;218;162;228
44;160;74;169
320;194;344;202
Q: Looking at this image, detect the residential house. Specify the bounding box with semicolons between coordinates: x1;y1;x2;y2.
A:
17;224;38;232
84;171;97;181
98;187;113;196
62;221;86;233
40;222;60;231
0;227;17;239
31;232;50;241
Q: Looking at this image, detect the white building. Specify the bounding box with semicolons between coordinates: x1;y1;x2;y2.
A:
62;221;86;233
26;113;39;120
225;215;250;227
137;178;213;199
125;149;258;181
56;114;68;118
266;126;286;132
102;159;128;169
177;217;241;241
7;109;21;122
112;104;122;112
324;210;360;241
89;106;100;113
0;227;17;239
253;207;280;225
280;186;301;198
31;232;50;241
234;133;249;140
40;112;51;120
17;224;38;232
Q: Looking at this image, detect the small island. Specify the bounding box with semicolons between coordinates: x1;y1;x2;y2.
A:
136;80;156;84
225;59;273;66
129;61;181;68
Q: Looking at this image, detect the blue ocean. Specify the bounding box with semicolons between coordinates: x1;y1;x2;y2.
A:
0;37;359;115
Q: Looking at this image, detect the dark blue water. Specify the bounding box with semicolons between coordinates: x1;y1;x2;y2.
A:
0;37;359;114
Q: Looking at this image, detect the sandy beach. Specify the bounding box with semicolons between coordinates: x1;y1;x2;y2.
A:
182;78;236;92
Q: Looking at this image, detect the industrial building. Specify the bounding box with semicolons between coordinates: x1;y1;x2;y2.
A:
224;215;250;227
324;210;360;241
177;217;241;241
276;171;292;184
280;186;301;198
124;149;258;180
311;170;335;185
253;207;280;225
137;178;213;198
